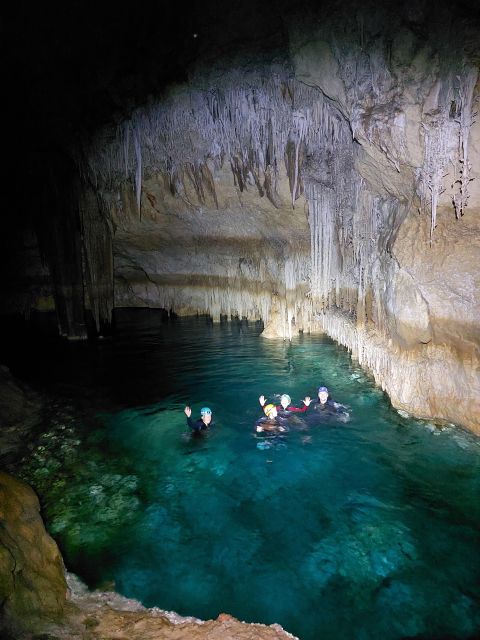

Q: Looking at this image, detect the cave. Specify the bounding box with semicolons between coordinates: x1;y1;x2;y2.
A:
1;0;480;638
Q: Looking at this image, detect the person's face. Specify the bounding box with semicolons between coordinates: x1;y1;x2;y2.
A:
280;397;289;409
202;413;212;425
318;391;328;404
268;407;278;419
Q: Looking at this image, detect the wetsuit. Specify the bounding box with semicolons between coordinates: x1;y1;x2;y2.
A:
254;417;289;453
310;399;349;421
187;416;210;433
255;415;290;434
278;403;308;413
311;399;339;412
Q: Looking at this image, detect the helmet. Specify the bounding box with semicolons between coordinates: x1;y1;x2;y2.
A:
263;403;276;417
318;386;328;394
280;394;291;405
200;407;212;415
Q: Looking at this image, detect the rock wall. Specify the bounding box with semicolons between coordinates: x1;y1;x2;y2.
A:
286;6;480;433
112;162;312;338
0;472;66;635
8;2;479;431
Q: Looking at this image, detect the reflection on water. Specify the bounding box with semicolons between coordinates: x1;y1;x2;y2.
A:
12;311;480;640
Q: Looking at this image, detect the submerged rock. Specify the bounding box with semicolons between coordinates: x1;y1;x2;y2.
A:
0;472;297;639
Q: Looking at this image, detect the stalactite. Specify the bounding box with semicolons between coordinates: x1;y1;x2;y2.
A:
79;188;114;332
290;111;307;208
133;125;142;218
200;163;218;208
84;69;352;219
123;122;130;179
452;67;478;218
80;52;476;339
418;117;452;242
417;66;477;241
306;183;337;302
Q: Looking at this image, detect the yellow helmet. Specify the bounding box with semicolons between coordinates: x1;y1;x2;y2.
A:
263;403;276;417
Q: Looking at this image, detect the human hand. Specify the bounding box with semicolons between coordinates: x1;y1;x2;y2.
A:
259;395;266;406
303;396;312;406
256;425;264;432
184;406;192;417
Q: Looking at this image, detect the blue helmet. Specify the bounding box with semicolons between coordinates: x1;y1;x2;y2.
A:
318;386;329;393
200;407;212;415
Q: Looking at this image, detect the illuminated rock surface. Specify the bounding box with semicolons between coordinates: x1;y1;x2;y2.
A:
3;1;479;431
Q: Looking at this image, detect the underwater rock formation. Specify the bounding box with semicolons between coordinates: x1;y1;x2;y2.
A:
0;472;297;640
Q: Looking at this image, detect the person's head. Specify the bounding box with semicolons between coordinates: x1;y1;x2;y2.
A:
263;403;277;419
280;394;291;409
318;386;329;404
200;407;212;424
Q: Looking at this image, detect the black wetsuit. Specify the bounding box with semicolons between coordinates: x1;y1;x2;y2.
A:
187;416;210;433
255;415;290;433
254;417;289;451
311;399;339;413
310;398;349;422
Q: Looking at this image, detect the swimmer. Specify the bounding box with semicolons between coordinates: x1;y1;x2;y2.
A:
259;393;312;414
255;403;289;433
184;406;213;433
311;386;349;420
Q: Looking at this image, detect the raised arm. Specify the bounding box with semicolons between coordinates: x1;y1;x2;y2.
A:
259;395;266;407
184;405;193;428
288;396;312;412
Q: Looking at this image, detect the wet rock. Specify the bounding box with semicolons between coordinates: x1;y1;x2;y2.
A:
0;472;67;635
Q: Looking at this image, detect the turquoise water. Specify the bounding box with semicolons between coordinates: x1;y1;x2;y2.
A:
15;312;480;639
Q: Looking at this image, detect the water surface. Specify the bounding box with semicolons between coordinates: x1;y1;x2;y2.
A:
12;311;480;640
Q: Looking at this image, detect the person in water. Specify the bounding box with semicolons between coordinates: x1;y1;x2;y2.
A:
311;386;349;419
184;406;212;433
255;403;289;433
259;393;312;414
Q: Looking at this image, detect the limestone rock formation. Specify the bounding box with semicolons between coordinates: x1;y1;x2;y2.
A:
5;2;480;432
0;471;66;634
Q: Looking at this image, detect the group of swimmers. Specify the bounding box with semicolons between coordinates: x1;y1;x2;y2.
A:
183;386;348;437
